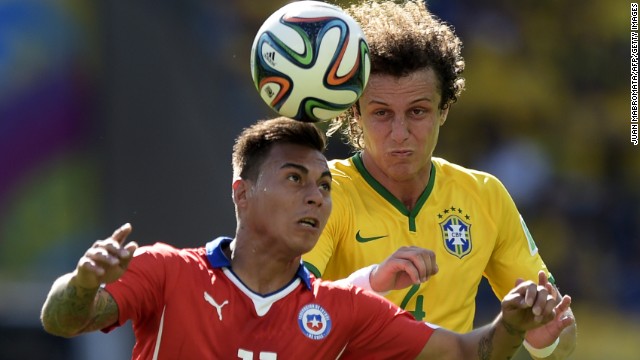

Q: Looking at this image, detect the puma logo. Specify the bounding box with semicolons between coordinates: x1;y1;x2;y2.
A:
204;291;228;321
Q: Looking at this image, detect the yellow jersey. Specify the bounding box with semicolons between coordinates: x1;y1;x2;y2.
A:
303;153;551;332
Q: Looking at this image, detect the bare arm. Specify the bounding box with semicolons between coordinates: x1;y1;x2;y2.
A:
528;308;576;360
417;315;524;360
541;307;576;360
416;280;574;360
525;272;577;359
40;224;138;337
364;246;438;292
40;274;119;337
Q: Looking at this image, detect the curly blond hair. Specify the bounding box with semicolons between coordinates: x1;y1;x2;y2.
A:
330;0;466;150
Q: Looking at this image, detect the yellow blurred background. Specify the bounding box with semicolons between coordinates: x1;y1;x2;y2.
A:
0;0;637;359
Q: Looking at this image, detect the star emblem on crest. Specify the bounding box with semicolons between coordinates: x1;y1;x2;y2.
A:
438;206;472;259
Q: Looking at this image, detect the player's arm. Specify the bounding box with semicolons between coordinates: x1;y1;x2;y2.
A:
40;274;120;337
335;246;437;293
524;272;577;360
41;224;138;337
485;177;577;359
370;246;437;292
416;280;574;360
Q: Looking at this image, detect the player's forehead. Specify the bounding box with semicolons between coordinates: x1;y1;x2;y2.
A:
264;143;329;174
362;68;442;104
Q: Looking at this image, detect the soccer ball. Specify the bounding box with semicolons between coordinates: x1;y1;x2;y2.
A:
250;1;370;122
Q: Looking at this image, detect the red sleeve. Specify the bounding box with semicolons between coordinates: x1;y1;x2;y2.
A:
101;243;174;332
342;286;434;359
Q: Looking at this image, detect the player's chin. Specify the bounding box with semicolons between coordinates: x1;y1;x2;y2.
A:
294;227;322;251
386;167;418;182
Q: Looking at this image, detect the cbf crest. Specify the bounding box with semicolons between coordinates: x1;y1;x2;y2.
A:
439;213;472;259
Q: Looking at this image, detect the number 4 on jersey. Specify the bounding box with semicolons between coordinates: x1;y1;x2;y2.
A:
400;284;426;321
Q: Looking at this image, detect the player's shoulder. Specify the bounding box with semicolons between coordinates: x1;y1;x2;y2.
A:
311;276;355;295
133;242;178;256
328;157;355;177
432;157;505;191
311;277;388;302
327;157;360;196
133;242;206;262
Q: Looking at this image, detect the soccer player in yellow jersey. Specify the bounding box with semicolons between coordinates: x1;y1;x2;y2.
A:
303;1;577;359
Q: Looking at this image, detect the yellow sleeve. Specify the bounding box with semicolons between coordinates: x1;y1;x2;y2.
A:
483;176;551;300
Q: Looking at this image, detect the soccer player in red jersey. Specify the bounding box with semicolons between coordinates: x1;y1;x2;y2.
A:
41;117;571;359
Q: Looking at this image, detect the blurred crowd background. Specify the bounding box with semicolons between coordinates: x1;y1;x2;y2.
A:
0;0;637;359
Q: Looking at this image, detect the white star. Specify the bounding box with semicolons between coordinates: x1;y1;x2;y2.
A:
309;317;321;328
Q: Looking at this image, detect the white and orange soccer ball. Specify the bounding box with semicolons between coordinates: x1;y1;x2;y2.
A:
250;1;370;122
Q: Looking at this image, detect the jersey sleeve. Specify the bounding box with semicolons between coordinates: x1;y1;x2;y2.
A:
483;177;551;300
341;286;434;358
102;243;172;332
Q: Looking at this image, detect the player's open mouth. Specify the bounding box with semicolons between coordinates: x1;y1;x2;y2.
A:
299;217;318;228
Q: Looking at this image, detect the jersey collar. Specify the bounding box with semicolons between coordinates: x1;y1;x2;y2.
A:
351;152;436;232
205;236;312;290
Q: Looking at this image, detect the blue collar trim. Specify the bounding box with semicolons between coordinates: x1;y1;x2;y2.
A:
205;237;312;290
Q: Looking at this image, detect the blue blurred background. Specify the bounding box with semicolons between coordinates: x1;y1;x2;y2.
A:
0;0;637;359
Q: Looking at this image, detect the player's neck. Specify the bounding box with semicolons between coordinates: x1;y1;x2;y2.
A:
225;238;301;295
361;152;432;211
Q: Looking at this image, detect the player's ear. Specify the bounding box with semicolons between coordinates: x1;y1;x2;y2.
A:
439;105;450;126
232;178;248;207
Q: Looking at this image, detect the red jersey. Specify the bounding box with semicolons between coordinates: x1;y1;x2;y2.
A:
104;237;434;359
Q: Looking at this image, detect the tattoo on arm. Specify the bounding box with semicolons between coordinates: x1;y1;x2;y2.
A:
43;280;118;336
477;322;522;360
478;326;495;360
81;288;119;333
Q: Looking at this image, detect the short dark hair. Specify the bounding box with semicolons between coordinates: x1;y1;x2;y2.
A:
232;117;327;181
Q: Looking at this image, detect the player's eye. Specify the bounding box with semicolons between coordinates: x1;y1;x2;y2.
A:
319;181;331;192
287;174;301;183
410;108;428;117
374;109;388;117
